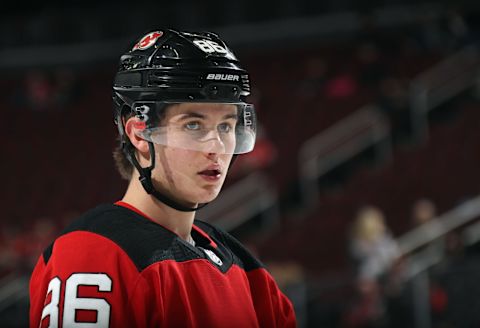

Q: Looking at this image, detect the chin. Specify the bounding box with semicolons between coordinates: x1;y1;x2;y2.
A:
191;188;222;204
196;193;221;204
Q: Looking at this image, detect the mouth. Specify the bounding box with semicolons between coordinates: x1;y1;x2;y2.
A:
198;166;222;181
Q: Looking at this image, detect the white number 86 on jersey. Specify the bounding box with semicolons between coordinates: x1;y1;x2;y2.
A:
41;273;112;328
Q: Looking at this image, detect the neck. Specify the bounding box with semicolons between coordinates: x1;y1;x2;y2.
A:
121;176;196;240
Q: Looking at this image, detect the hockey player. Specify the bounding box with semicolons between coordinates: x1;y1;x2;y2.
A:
29;28;296;327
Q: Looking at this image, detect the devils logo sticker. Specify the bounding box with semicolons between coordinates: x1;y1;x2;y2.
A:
133;31;163;51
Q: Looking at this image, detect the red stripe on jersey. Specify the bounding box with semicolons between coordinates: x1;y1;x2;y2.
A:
115;200;218;248
114;201;154;222
192;224;218;248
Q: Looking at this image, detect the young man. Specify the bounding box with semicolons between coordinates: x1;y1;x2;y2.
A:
29;29;296;327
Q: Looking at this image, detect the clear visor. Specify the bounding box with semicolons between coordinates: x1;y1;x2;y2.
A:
131;101;256;155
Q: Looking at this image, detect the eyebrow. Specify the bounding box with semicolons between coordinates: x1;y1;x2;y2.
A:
178;111;238;121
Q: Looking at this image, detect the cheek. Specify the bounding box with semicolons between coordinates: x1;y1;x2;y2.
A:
163;148;196;175
221;153;234;168
153;147;191;182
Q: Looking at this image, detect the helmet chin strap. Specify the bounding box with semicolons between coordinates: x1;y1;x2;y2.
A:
127;142;207;212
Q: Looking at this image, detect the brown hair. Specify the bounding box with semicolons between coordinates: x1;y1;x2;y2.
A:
113;109;135;181
113;141;134;181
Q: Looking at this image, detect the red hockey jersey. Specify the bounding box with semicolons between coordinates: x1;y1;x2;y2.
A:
30;202;296;327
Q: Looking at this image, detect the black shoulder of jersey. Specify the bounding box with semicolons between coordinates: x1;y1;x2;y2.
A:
194;220;264;272
43;204;201;271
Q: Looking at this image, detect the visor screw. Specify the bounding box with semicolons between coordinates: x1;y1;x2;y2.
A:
210;85;218;95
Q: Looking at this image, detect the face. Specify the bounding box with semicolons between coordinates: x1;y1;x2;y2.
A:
149;103;237;207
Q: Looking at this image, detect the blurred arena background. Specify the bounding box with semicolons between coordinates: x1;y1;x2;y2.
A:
1;0;480;327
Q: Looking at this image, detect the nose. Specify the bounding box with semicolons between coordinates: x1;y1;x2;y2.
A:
203;137;226;154
199;130;226;154
206;151;219;161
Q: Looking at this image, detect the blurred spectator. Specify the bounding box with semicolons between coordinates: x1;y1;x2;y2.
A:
382;255;413;328
0;223;18;277
11;68;81;111
267;260;308;328
348;206;400;281
325;69;359;99
22;70;54;111
356;42;387;89
51;68;81;107
0;217;60;277
346;205;411;327
415;11;446;52
428;229;480;327
376;76;410;145
414;9;472;54
58;210;81;232
341;276;387;328
229;121;278;180
411;197;437;228
433;230;466;274
295;56;329;100
11;217;57;273
441;8;472;51
28;217;57;267
408;198;442;256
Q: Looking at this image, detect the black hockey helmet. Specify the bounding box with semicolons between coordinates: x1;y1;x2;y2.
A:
113;29;251;104
112;28;257;212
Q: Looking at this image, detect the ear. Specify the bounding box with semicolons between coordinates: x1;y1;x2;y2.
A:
124;117;150;156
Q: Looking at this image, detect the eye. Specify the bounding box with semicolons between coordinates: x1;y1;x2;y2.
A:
217;122;233;133
184;121;201;131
